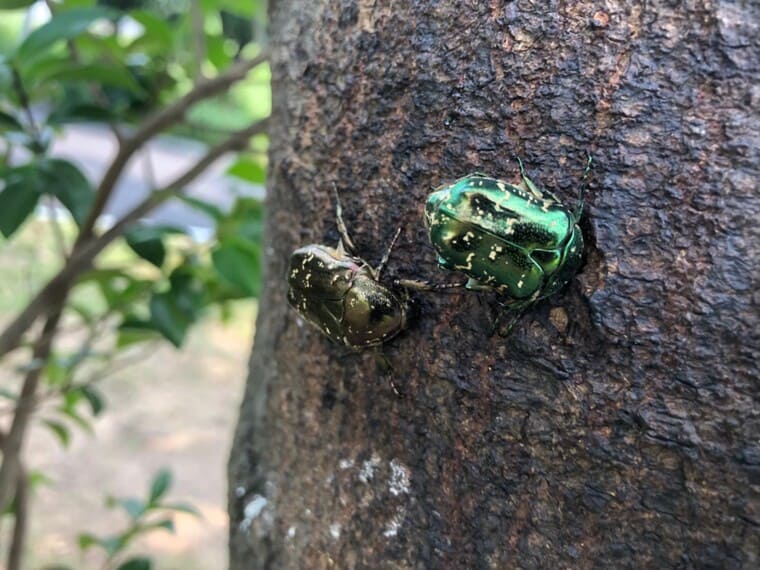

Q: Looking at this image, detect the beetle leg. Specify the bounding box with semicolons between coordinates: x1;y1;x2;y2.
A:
375;226;402;279
496;310;526;337
573;152;593;222
332;183;357;253
372;350;403;397
395;278;466;292
514;155;545;200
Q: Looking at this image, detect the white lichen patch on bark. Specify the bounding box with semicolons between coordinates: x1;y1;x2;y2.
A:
389;458;411;496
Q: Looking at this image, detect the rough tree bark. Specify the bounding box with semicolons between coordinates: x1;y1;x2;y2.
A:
229;1;758;568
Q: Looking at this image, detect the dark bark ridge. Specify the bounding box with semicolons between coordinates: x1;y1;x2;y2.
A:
230;1;759;568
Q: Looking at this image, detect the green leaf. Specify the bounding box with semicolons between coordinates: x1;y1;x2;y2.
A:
16;7;119;63
149;292;193;347
44;356;70;387
206;33;232;70
99;535;124;557
116;320;161;348
129;10;173;51
118;497;145;520
116;557;152;570
78;533;99;551
217;197;264;243
79;385;105;416
125;227;167;268
202;0;258;18
0;0;37;9
47;103;116;126
43;420;70;447
0;174;40;238
149;468;172;503
177;194;225;221
27;469;54;490
147;518;175;533
226;157;266;184
39;61;145;93
39;159;94;226
211;238;261;296
164;502;201;517
59;405;94;434
78;532;124;556
0;110;23;132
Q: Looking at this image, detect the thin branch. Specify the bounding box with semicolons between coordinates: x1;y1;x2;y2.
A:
10;66;41;147
0;117;269;360
101;117;270;238
75;53;268;245
7;465;28;570
0;309;63;512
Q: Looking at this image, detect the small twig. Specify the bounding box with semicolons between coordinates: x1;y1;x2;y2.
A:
74;53;268;246
10;66;41;148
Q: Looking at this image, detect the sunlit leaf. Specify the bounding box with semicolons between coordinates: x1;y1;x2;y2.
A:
226;157;266;184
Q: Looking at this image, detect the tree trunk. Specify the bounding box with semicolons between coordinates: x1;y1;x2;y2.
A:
229;1;759;568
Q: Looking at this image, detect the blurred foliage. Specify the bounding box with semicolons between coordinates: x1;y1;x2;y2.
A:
0;0;268;567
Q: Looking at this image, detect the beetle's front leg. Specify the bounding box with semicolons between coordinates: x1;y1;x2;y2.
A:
395;279;466;292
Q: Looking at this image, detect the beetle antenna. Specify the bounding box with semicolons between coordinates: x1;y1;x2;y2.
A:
376;226;402;279
332;183;356;253
574;151;593;221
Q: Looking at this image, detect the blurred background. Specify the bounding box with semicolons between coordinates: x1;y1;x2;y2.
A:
0;0;269;568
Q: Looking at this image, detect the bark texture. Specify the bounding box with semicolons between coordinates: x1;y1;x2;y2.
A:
229;1;759;568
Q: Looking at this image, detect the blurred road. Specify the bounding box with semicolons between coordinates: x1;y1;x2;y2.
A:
49;124;264;238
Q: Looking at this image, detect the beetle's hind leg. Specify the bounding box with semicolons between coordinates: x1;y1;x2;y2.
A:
494;309;526;337
482;295;528;337
372;349;403;397
332;184;357;253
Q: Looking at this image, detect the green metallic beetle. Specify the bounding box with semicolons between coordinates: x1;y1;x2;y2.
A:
287;191;406;349
418;155;591;331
